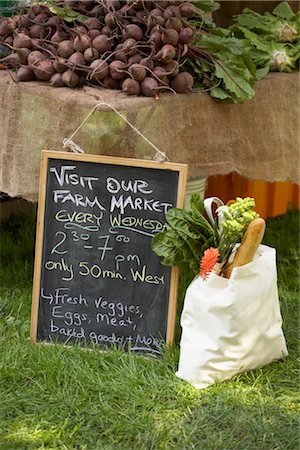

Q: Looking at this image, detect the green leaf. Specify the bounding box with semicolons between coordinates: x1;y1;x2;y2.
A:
210;86;233;101
190;193;205;216
272;2;295;20
213;59;255;102
255;65;270;80
151;231;183;266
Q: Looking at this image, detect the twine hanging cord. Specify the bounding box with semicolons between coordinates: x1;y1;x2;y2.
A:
62;101;168;162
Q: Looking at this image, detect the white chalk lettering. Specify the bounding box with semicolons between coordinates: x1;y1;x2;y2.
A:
53;190;106;211
106;177;153;195
50;165;99;190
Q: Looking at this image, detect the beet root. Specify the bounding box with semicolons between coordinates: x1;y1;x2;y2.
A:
140;77;159;97
17;66;35;82
50;73;65;87
32;60;54;81
170;72;194;93
62;70;80;88
122;78;140;96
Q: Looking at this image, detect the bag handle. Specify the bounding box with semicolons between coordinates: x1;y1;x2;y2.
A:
204;197;224;227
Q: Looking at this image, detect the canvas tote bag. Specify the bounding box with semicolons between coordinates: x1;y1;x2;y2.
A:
176;244;288;389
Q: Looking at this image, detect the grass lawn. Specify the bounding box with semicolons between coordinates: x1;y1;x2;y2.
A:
0;209;299;450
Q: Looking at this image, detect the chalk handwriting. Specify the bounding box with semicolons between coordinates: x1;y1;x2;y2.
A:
41;287;88;306
106;177;153;195
53;190;106;211
50;165;99;190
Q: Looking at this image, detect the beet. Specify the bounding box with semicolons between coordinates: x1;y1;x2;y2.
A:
17;66;35;82
0;52;20;68
102;75;119;89
68;52;86;68
122;78;140;96
165;17;183;32
179;27;194;44
84;17;102;31
162;29;179;46
139;57;154;70
153;66;168;84
122;38;137;55
13;33;32;49
30;24;46;39
84;47;99;63
154;44;176;63
109;60;127;80
123;24;143;41
33;13;50;24
89;29;101;39
128;63;147;82
32;60;54;81
16;47;31;64
51;30;68;44
50;73;65;87
0;21;14;37
62;70;80;88
74;35;91;52
89;59;109;81
128;53;142;65
92;35;112;54
163;60;179;77
163;5;180;20
28;50;46;66
170;71;194;93
140;77;158;97
53;57;66;73
180;3;197;17
19;14;32;29
58;40;74;58
149;31;162;48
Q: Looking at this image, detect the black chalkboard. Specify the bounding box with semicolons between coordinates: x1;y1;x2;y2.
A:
31;151;187;356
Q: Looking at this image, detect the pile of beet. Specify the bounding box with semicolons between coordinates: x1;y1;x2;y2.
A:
0;0;201;96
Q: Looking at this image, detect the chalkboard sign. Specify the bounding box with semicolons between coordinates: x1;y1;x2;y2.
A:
31;151;187;356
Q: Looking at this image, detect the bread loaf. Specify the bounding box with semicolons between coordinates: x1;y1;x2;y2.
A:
223;217;266;278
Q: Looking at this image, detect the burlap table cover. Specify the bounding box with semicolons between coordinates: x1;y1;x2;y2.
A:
0;70;299;202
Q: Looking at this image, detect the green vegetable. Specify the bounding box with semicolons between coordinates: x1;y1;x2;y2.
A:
151;194;217;275
152;195;259;277
229;2;300;74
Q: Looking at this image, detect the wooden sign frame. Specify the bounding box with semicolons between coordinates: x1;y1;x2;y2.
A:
30;151;187;351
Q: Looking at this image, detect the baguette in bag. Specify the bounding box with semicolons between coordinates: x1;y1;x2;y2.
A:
223;218;266;278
